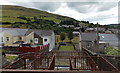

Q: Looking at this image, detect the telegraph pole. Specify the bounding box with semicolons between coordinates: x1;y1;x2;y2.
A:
96;22;99;53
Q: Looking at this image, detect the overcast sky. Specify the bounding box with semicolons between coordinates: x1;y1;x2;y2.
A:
1;0;119;25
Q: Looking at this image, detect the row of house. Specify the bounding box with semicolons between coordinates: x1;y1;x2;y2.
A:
0;28;55;51
85;27;118;34
79;32;119;53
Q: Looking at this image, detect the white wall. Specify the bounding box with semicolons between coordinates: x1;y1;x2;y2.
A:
0;32;4;46
42;36;51;51
0;32;3;42
42;36;50;45
50;32;55;51
42;32;55;51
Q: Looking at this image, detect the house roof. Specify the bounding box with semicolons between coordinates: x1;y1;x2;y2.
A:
80;32;98;41
99;33;118;41
3;28;28;36
26;29;53;37
99;33;118;47
0;28;11;33
0;28;54;37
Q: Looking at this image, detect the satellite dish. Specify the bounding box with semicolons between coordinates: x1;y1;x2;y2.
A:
102;36;105;39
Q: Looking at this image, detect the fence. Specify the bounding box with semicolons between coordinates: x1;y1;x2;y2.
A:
69;56;119;71
50;51;83;59
81;47;119;71
4;53;55;70
100;55;120;70
3;48;119;72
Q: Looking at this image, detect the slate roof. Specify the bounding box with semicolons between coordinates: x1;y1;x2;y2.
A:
99;33;118;47
99;33;118;41
26;29;53;37
6;29;28;36
0;28;53;37
1;28;28;36
0;28;10;33
80;32;98;41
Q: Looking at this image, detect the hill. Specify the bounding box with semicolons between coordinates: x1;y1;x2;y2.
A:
103;24;118;29
1;5;80;29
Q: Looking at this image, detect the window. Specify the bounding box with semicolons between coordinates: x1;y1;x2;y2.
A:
87;43;90;47
44;39;47;42
6;37;9;41
34;38;38;44
30;40;33;43
19;37;22;40
1;37;3;42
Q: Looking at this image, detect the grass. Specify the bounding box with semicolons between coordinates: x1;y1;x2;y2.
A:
2;17;27;23
0;49;17;62
43;17;61;23
2;5;78;25
6;55;18;62
0;49;7;53
0;24;12;28
105;46;120;56
59;46;75;51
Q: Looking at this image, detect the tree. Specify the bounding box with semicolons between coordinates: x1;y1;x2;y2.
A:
60;20;74;25
67;31;73;42
60;32;66;42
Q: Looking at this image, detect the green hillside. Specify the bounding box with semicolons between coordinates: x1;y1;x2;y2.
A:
1;5;80;28
2;5;62;23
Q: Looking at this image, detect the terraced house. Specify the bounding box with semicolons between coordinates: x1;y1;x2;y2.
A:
0;28;55;51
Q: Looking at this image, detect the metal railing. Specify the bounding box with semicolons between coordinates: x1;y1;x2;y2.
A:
69;56;100;71
4;53;55;70
4;48;119;72
69;56;119;71
82;47;119;71
100;55;120;70
4;56;25;69
48;55;55;70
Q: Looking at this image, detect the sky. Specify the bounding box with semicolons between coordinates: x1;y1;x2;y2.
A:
0;0;119;25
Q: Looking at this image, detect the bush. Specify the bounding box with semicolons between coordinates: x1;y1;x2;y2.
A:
105;46;120;56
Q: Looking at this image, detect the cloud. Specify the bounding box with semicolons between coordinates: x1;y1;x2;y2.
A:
67;2;117;13
49;3;86;20
32;2;61;11
0;0;118;25
50;2;118;25
85;5;118;25
0;0;16;5
11;2;62;11
0;1;62;11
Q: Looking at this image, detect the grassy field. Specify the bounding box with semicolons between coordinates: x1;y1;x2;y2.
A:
59;46;75;51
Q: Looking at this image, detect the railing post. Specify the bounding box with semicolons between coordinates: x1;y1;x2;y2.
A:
24;59;26;69
48;55;55;70
69;58;72;70
74;57;76;68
